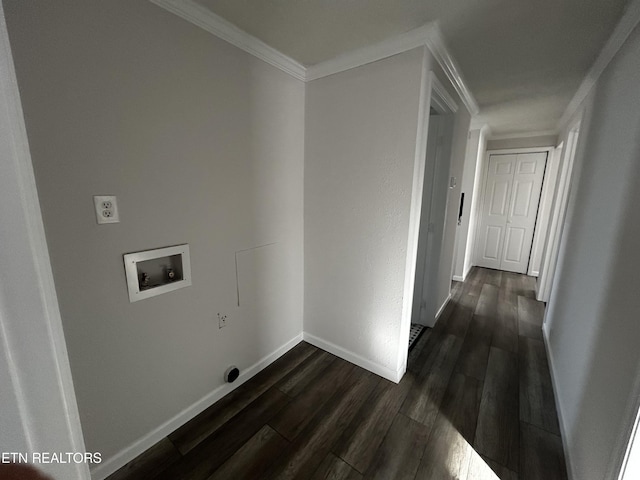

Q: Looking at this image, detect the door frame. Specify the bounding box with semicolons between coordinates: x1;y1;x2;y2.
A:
411;111;455;327
537;122;581;301
398;47;458;377
472;146;554;273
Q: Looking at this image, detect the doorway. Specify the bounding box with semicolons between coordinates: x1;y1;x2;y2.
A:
410;86;455;330
475;150;548;274
537;124;581;302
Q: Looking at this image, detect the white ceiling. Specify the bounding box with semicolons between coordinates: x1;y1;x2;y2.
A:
193;0;629;136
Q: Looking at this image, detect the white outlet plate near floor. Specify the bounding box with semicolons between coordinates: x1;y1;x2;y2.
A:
93;195;119;224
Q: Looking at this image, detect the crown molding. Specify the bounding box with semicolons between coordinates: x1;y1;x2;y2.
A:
149;1;480;116
305;24;433;81
149;0;306;81
424;25;479;116
558;0;640;129
306;23;479;116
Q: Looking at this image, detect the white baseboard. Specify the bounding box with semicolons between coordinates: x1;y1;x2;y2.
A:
302;332;403;383
435;294;452;321
91;333;303;480
542;324;576;480
463;263;474;280
454;263;474;283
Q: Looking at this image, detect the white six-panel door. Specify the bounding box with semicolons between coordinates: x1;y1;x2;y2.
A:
476;152;547;274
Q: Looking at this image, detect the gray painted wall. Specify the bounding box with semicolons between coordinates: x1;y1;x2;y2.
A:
4;0;304;468
0;3;88;477
545;23;640;480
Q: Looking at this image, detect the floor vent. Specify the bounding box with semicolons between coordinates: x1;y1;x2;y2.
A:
409;324;425;350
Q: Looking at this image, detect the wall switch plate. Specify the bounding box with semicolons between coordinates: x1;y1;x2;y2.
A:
93;195;119;224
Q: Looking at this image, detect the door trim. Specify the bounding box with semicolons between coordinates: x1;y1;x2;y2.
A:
398;50;457;374
537;123;581;301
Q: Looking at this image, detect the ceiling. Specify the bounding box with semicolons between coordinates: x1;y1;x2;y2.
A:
193;0;630;137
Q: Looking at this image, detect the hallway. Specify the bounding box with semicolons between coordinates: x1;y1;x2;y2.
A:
109;267;566;480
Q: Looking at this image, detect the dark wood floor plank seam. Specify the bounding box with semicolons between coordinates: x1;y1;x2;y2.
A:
155;387;291;480
310;452;364;480
332;374;413;474
473;346;520;472
263;367;378;479
269;358;356;441
332;452;366;476
519;336;561;436
107;437;182;480
167;341;317;455
415;372;483;479
519;421;568;480
276;349;337;399
519;418;564;438
400;336;464;430
204;424;289;480
364;412;431;480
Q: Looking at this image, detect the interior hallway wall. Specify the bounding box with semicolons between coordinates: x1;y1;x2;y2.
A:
544;22;640;480
453;128;486;281
304;48;424;380
4;0;304;472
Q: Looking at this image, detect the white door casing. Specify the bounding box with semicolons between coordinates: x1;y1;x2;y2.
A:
476;151;547;274
412;114;454;327
537;125;581;301
411;116;440;326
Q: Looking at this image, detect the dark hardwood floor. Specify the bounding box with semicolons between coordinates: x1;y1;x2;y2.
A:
107;267;567;480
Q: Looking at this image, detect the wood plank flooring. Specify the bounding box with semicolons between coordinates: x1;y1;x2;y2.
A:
107;267;567;480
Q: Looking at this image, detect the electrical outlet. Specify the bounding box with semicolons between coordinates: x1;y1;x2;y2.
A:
93;195;119;224
217;313;228;329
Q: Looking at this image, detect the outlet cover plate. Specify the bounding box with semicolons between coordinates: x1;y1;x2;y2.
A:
94;195;119;224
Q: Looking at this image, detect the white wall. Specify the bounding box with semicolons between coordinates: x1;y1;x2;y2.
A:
4;0;304;475
304;48;424;381
544;23;640;480
453;128;486;281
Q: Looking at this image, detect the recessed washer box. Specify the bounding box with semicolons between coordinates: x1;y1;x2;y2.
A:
124;244;191;302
